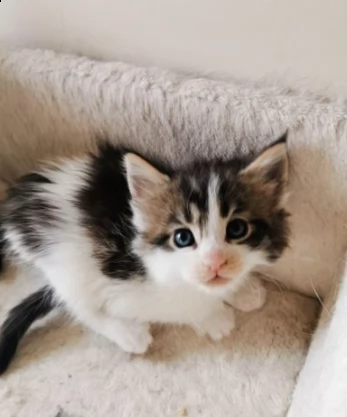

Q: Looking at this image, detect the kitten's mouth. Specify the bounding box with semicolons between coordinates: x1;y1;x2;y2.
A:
206;275;230;287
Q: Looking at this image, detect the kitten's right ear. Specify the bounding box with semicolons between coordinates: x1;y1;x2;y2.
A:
239;132;289;206
241;132;289;185
124;153;169;200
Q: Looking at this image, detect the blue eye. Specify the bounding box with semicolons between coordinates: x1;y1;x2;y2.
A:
173;229;195;248
226;218;249;240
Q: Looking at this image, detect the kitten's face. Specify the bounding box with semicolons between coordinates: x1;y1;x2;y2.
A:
125;136;290;295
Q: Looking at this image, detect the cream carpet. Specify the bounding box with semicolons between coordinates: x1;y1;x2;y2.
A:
0;267;317;417
0;49;326;417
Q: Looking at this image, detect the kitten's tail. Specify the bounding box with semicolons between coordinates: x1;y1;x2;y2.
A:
0;226;4;274
0;216;6;275
0;179;9;275
0;286;56;375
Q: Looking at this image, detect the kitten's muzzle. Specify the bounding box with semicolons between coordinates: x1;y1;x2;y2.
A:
200;252;231;286
203;252;227;275
205;275;230;287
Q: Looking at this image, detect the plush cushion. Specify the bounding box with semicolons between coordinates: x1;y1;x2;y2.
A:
0;49;323;417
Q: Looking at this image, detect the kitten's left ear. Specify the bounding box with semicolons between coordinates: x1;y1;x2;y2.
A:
241;131;289;186
124;153;169;201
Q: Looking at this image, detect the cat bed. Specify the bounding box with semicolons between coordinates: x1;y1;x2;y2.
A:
0;49;322;417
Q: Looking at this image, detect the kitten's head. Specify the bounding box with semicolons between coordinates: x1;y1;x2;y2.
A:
124;134;290;295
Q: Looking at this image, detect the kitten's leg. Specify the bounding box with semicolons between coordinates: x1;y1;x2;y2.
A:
225;276;267;312
86;316;153;354
192;304;235;341
58;292;153;354
40;262;153;354
287;267;347;417
63;299;153;354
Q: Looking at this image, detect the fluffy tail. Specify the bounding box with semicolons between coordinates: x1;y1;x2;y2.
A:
0;286;55;374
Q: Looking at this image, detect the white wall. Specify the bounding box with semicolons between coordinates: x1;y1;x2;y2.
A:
1;0;347;87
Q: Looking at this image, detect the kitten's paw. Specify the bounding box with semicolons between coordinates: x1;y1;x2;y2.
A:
194;307;235;341
116;323;153;354
226;278;267;312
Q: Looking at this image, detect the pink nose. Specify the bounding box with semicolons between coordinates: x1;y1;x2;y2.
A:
205;253;227;274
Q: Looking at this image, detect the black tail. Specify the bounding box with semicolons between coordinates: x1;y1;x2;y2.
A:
0;286;55;375
0;222;5;274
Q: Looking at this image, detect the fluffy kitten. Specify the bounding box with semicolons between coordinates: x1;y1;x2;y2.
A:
0;134;289;373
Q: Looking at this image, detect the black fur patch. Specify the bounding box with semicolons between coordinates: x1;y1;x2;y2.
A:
0;222;5;274
0;286;55;375
77;143;146;279
102;251;146;279
260;210;290;261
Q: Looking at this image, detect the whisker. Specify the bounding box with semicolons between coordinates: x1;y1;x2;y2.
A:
289;255;332;267
309;276;331;317
290;252;346;272
256;271;287;295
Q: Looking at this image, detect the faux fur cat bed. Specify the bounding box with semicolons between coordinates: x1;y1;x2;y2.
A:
2;49;344;417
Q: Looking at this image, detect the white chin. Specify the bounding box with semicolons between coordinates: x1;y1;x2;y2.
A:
197;280;235;296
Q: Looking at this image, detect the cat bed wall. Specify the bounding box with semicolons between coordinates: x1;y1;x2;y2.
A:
0;49;330;417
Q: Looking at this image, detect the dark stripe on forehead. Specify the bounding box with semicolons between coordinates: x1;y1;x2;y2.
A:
218;179;230;218
179;176;209;225
183;202;192;223
178;177;192;222
218;175;246;218
190;189;208;213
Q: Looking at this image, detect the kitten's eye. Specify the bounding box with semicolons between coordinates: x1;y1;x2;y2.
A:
173;229;195;248
226;218;249;241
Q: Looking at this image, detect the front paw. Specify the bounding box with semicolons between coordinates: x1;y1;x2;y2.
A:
194;307;235;341
226;277;267;312
116;323;153;354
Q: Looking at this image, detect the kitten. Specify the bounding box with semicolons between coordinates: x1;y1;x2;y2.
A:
0;134;289;374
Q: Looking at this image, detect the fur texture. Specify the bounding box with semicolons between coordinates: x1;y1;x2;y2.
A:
1;49;346;299
0;139;289;373
0;266;317;417
0;49;346;416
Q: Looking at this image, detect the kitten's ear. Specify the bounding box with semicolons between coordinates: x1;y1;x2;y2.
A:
241;132;289;186
124;153;169;200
